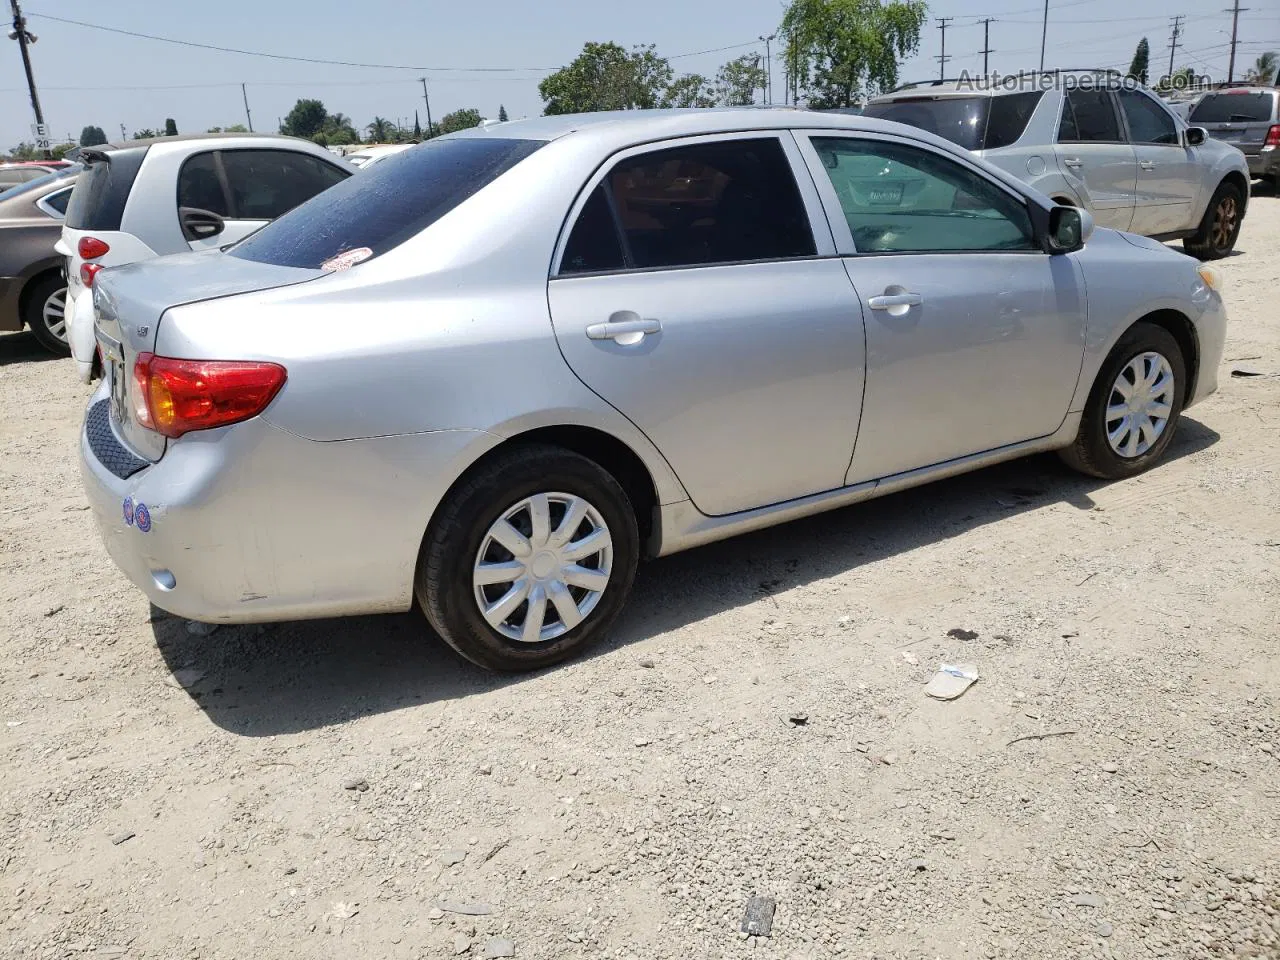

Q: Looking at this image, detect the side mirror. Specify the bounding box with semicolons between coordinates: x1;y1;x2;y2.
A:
1185;126;1207;147
179;206;226;242
1045;204;1089;254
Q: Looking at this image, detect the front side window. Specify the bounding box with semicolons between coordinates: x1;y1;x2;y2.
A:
1118;90;1179;145
590;138;816;271
219;150;348;220
177;151;229;217
1058;90;1123;143
810;137;1036;254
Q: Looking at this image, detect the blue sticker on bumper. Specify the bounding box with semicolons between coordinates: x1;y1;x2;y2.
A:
122;497;135;526
134;502;151;533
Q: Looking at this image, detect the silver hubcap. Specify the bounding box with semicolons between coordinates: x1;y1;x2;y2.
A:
43;287;68;341
1106;352;1174;458
473;492;613;643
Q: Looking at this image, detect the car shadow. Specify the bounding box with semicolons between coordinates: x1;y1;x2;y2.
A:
155;417;1221;737
0;330;60;366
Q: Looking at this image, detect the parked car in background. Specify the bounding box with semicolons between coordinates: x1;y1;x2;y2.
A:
59;133;353;380
346;143;414;169
862;72;1251;258
1188;85;1280;187
0;165;81;353
80;110;1225;673
0;160;72;187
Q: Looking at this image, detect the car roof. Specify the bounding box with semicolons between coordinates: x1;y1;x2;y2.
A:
70;132;323;156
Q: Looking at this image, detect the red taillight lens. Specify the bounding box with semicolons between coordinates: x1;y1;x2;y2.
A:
1265;125;1280;148
78;237;110;259
132;352;287;439
80;262;103;286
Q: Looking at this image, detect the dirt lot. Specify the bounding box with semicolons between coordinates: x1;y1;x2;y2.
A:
2;192;1279;960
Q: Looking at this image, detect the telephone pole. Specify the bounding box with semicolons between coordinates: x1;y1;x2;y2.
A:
1223;0;1244;83
936;17;953;81
8;0;45;131
241;83;254;132
419;78;434;137
979;18;996;75
1039;0;1050;70
759;34;775;105
1166;15;1183;84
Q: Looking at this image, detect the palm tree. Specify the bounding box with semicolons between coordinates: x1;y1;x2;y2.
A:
1246;51;1277;85
365;116;393;143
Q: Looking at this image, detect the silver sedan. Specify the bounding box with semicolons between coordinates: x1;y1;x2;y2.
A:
80;109;1227;671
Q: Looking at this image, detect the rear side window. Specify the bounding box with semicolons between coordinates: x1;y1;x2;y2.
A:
1189;92;1275;123
984;92;1045;149
586;138;815;271
220;150;348;220
65;147;148;230
1058;91;1122;143
177;152;229;217
230;137;544;269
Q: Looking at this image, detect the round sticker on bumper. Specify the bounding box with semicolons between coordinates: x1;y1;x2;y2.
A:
134;503;152;533
122;497;135;526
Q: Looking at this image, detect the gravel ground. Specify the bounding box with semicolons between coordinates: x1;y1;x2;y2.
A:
2;190;1278;960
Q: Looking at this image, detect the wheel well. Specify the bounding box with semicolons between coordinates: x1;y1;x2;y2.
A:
1136;309;1200;399
1220;170;1249;213
17;267;63;323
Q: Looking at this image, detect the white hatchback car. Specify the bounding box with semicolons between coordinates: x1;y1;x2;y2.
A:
58;134;352;380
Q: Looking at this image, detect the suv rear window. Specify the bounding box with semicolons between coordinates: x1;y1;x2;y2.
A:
64;147;148;230
1189;91;1275;124
862;92;1043;151
229;137;544;269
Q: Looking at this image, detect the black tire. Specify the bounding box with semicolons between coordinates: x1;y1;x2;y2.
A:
1058;322;1187;480
22;273;71;356
1183;180;1244;260
417;444;640;672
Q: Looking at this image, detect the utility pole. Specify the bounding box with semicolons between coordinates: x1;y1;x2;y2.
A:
8;0;46;150
1223;0;1244;83
935;18;953;81
759;34;775;105
979;18;996;75
241;83;254;132
119;123;127;142
1166;15;1183;84
419;78;434;137
1039;0;1050;70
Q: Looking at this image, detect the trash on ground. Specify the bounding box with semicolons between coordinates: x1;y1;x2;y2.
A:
946;628;979;641
741;895;776;937
786;711;809;726
1231;367;1263;377
925;663;979;701
435;900;495;916
901;651;919;665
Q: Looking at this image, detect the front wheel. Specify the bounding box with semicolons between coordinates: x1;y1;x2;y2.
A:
417;444;640;672
1184;181;1243;260
1058;322;1187;480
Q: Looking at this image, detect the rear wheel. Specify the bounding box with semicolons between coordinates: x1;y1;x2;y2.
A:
1058;322;1186;480
417;444;640;672
23;274;71;356
1184;181;1243;260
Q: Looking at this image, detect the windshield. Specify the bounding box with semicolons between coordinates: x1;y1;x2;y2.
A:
1190;92;1274;123
0;164;81;202
229;136;544;269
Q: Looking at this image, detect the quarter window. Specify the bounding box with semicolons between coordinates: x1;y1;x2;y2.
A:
41;187;73;216
1058;90;1123;143
1117;90;1179;145
561;185;626;274
810;137;1036;254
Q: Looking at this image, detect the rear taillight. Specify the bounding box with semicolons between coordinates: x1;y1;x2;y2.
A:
1265;125;1280;148
80;262;103;286
132;352;287;439
78;237;110;259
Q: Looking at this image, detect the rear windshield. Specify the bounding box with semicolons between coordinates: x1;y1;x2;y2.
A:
862;92;1044;151
1189;92;1275;123
64;147;147;230
229;137;545;269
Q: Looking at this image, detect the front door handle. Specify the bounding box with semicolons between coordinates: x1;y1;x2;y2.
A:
1062;157;1083;169
585;317;662;341
867;292;923;310
1138;160;1156;170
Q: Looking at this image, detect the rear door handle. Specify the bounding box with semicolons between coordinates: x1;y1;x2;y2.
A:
1138;160;1156;170
586;317;663;341
867;292;923;310
1062;157;1083;169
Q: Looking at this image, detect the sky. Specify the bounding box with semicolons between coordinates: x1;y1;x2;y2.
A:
3;0;1278;149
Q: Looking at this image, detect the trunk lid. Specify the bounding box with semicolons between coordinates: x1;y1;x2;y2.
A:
93;250;322;461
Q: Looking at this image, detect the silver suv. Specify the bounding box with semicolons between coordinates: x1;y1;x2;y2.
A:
863;72;1251;260
1187;85;1280;187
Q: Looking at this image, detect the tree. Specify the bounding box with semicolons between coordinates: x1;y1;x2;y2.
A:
320;112;359;145
79;125;107;147
280;99;328;139
498;104;509;122
439;108;484;134
51;142;76;159
539;42;674;114
715;54;768;106
1246;51;1277;85
780;0;929;108
367;116;394;142
226;124;249;133
1127;38;1150;86
413;111;422;139
164;118;178;137
661;73;716;108
132;129;159;140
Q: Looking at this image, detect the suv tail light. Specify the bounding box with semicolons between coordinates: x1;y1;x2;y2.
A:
78;237;110;259
1265;125;1280;148
132;353;287;438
